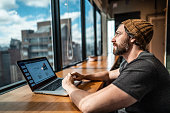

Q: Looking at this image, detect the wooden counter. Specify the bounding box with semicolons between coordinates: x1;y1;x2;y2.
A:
0;56;114;113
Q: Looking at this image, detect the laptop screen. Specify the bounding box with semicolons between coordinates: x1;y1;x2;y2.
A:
17;57;56;88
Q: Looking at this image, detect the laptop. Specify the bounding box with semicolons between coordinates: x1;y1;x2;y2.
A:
17;57;80;96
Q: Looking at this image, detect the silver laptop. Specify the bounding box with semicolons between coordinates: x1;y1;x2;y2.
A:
17;57;80;96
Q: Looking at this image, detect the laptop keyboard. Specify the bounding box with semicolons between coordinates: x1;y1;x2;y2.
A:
41;79;62;91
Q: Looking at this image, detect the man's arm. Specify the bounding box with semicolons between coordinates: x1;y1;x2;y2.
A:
109;68;120;80
71;68;120;81
62;73;137;113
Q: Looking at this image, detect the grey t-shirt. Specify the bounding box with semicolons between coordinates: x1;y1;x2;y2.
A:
112;51;170;113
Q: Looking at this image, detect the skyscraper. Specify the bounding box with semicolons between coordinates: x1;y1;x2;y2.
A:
21;21;53;66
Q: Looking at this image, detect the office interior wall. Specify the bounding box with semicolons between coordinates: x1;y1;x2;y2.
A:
149;16;166;65
108;0;166;20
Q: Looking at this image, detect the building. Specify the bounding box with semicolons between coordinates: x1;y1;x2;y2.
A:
21;21;53;66
0;39;23;86
0;51;11;87
9;38;23;83
21;20;81;68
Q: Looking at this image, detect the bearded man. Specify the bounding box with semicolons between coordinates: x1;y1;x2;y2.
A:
62;19;170;113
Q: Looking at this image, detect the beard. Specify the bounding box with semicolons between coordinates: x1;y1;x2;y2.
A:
113;37;131;56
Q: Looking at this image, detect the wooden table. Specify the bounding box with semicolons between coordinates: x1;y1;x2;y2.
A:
0;56;114;113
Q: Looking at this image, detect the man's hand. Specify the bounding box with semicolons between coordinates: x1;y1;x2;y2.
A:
71;72;84;81
62;73;75;91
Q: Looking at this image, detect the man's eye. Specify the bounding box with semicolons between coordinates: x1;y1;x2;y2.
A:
115;32;121;37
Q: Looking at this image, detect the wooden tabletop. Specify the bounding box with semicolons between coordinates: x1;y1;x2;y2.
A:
0;55;114;113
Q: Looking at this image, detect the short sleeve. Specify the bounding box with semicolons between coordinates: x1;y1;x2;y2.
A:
112;59;157;101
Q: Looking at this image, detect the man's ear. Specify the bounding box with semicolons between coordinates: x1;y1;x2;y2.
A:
130;38;136;43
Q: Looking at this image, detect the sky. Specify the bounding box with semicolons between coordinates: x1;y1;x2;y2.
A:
0;0;100;47
0;0;51;46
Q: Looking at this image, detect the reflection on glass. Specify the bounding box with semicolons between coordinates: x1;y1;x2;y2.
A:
0;0;53;88
96;11;102;55
60;0;82;67
85;0;95;57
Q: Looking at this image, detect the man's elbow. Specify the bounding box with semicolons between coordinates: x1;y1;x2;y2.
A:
80;101;97;113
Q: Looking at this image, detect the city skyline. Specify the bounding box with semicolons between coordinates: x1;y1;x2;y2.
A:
0;0;51;46
0;0;88;47
0;0;102;89
0;19;82;88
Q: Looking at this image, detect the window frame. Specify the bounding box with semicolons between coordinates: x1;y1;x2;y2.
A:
51;0;63;72
95;4;102;56
0;80;27;95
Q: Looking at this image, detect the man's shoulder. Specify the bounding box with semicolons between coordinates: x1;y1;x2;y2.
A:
118;52;158;75
131;51;160;68
129;51;156;68
119;52;155;73
137;51;165;69
127;51;169;77
138;51;154;59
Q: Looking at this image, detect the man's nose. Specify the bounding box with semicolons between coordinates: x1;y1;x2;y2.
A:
111;36;116;43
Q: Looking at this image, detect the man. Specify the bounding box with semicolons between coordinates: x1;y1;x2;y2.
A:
62;19;170;113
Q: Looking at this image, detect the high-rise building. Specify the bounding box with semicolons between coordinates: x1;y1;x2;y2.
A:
0;51;11;87
10;38;21;50
0;38;23;86
21;21;53;66
8;39;23;83
21;20;81;68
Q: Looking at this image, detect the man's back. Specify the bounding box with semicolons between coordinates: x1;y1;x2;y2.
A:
113;51;170;113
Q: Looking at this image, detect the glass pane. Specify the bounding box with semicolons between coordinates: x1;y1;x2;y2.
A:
60;0;82;67
85;0;95;57
0;0;53;88
107;20;115;54
96;11;102;55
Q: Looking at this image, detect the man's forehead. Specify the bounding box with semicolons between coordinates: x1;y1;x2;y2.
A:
116;24;125;32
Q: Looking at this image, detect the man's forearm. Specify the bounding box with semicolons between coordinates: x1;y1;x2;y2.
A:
64;84;91;112
69;89;91;110
83;69;120;81
83;71;109;81
109;68;120;80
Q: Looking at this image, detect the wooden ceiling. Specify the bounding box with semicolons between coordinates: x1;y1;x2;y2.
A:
93;0;121;17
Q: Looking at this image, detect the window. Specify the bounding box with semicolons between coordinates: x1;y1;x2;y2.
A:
59;0;82;67
85;0;95;57
107;20;115;54
96;11;102;55
0;0;53;89
0;0;104;93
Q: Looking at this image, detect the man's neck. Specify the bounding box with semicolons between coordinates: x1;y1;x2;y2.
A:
122;45;144;63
